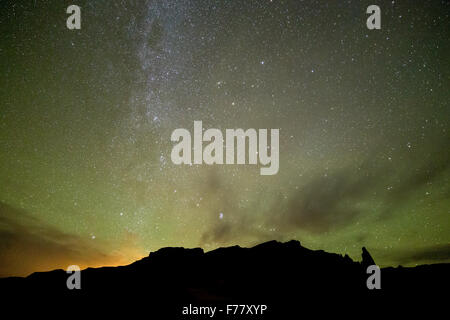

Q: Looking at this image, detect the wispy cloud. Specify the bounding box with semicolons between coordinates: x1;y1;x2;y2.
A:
0;202;143;277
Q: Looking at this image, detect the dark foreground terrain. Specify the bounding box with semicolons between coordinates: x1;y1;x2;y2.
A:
0;240;448;318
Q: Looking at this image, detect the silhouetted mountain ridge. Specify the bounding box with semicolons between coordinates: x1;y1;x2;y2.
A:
0;240;447;317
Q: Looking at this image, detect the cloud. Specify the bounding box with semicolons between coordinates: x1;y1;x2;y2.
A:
0;202;142;277
200;215;278;246
379;149;450;218
276;164;381;233
198;168;277;246
199;134;450;244
276;134;450;234
199;155;387;245
383;244;450;266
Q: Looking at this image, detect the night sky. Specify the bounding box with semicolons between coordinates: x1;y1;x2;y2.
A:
1;0;449;277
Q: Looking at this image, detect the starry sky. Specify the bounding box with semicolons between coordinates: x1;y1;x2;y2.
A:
0;0;449;277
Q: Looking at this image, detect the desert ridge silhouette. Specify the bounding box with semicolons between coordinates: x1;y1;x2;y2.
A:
0;240;448;318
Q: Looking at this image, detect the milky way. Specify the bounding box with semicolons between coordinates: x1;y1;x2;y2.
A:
0;0;449;276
